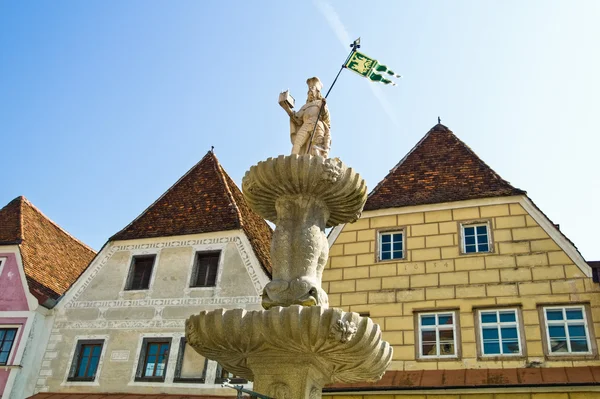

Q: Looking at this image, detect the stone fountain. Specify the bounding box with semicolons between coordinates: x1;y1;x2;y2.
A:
186;77;392;398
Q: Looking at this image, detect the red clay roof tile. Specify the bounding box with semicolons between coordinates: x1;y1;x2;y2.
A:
0;196;96;301
110;151;272;276
364;124;525;211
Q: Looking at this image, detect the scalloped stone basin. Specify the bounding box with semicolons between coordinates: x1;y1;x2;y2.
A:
242;155;368;309
186;306;392;398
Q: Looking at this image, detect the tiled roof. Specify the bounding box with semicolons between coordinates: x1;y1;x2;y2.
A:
0;196;96;301
29;395;240;399
364;124;525;211
110;151;273;276
325;367;600;392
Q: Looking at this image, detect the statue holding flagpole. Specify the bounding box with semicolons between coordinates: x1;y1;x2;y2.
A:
279;77;331;158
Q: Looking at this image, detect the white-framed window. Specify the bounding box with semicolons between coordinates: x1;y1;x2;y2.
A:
543;306;592;355
461;222;491;253
378;231;404;261
478;309;522;356
0;257;6;277
0;327;18;365
418;311;458;359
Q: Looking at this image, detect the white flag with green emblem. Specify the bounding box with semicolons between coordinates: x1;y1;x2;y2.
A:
345;51;401;86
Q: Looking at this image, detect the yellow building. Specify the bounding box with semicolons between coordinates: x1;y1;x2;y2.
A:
323;124;600;398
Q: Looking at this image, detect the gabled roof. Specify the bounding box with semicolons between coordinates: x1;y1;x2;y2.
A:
364;124;525;211
110;151;273;276
0;196;96;301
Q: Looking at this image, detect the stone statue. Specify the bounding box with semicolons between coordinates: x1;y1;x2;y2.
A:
279;77;331;157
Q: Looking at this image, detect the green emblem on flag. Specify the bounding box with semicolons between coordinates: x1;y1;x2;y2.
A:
345;51;401;86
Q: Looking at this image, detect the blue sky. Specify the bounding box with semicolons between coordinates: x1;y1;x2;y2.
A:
1;1;598;260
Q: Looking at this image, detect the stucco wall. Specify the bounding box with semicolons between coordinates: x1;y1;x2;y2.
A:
325;197;599;371
36;229;270;395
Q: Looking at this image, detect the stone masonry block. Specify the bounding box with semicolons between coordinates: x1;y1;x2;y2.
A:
455;284;486;298
357;229;375;242
439;221;459;234
329;280;356;293
369;303;403;317
341;292;367;306
396;288;425;302
480;204;510;217
462;327;476;343
322;268;343;282
391;344;415;360
406;236;425;249
470;269;500;284
486;283;518;297
426;286;455;300
410;273;438;288
426;260;454;274
397;212;424;225
439;271;469;286
328;294;341;307
344;241;370;255
453;207;480;220
426;234;454;248
460;313;475;328
455;256;485;271
403;300;436;314
356;278;382;291
493;229;512;242
516;253;548;267
356;254;374;266
384;331;404;345
519;281;551;296
551;279;585;294
495;215;526;229
485;255;516;269
371;215;398;228
411;248;441;261
425;209;453;223
441;246;460;259
331;255;356;268
499;241;530;255
381;276;409;290
343;266;369;280
344;217;369;231
509;203;528;215
500;268;532;282
385;316;413;331
512;227;548;241
564;265;586;278
525;215;537;226
329;244;344;256
397;262;426;275
530;239;560;252
411;223;439;237
525;325;542;341
522;309;540;325
369;291;396;304
336;231;357;243
547;251;572;265
531;265;565;281
371;263;397;277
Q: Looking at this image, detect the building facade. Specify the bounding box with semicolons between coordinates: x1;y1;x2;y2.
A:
0;196;95;399
322;124;600;398
33;152;273;396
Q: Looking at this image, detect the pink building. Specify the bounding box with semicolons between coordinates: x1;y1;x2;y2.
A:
0;197;95;399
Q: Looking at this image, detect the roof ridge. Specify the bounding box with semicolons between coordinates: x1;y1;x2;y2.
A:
18;196;96;254
110;151;216;241
212;152;244;229
17;196;25;241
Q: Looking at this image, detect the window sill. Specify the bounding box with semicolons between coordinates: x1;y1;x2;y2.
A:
545;353;597;361
173;378;206;383
134;377;166;383
416;356;460;362
478;354;526;361
67;377;96;382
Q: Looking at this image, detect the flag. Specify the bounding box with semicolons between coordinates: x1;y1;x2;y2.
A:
345;51;401;86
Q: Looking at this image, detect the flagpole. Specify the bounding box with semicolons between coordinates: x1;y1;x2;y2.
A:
305;38;361;155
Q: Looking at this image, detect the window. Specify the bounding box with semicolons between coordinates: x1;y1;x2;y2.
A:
0;328;17;365
378;231;404;261
174;338;208;383
125;255;156;290
478;309;522;356
418;312;458;359
543;306;592;355
135;338;171;381
68;339;104;381
190;251;220;288
461;223;490;253
215;363;247;384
